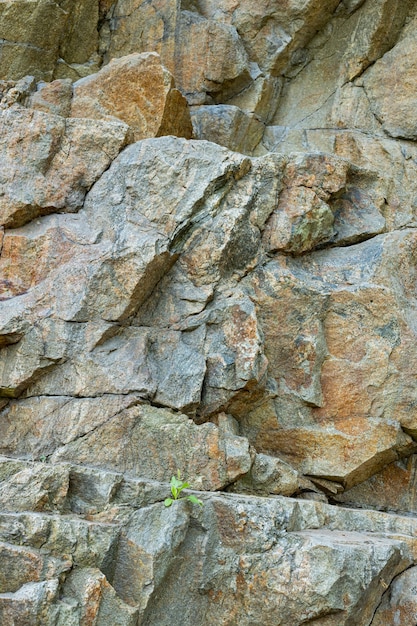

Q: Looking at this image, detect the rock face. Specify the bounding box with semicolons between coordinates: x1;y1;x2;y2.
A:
2;0;417;624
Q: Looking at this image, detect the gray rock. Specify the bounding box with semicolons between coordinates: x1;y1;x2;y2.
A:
371;565;417;625
191;104;265;155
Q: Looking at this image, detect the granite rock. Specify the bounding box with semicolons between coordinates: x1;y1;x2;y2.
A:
2;0;417;623
71;52;193;142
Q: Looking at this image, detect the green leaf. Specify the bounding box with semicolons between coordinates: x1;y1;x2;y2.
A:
167;472;200;508
187;495;203;506
171;475;183;489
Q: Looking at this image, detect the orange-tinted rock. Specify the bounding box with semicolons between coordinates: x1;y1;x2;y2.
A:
64;568;138;625
104;1;251;104
71;52;193;141
28;79;73;117
371;566;417;626
242;229;417;488
0;218;79;299
334;456;417;514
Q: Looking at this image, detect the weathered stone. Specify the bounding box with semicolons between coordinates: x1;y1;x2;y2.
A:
198;293;268;418
0;543;70;593
139;493;414;626
272;0;411;130
0;508;122;571
63;568;138;626
53;54;103;82
0;463;69;513
0;75;37;109
0;580;61;626
241;230;417;488
58;0;99;66
191;104;264;155
28;78;73;117
67;466;124;516
101;0;182;73
0;460;415;625
0;319;71;397
228;452;300;496
48;405;252;491
334;455;417;516
0;395;139;458
0;138;273;412
263;184;336;253
363;26;417;140
0;0;101;82
371;565;417;626
3;2;417;621
261;152;386;253
176;10;251;102
225;75;282;125
71;52;193;141
104;1;251;103
112;503;190;614
0;107;129;229
267;128;417;234
0;0;68;81
194;0;341;74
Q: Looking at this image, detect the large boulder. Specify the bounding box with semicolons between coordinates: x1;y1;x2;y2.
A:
71;52;193;141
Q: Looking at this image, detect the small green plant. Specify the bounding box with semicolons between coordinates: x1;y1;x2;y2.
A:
164;470;203;507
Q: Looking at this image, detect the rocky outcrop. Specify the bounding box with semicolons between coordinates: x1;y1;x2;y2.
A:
2;0;417;624
1;457;417;625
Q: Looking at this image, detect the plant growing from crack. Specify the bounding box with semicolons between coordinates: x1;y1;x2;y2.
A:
164;470;203;507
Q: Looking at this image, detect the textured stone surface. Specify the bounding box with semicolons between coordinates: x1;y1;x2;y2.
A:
0;0;68;80
3;0;417;623
334;455;417;515
363;23;417;140
71;52;193;141
191;104;264;155
0;106;130;229
103;2;251;104
371;566;417;626
241;230;417;488
0;458;415;625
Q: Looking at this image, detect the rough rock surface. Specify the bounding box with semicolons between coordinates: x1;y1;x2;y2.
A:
71;52;193;142
0;457;417;625
2;0;417;624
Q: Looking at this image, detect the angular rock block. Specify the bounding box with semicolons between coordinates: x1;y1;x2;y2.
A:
371;565;417;626
241;229;417;487
191;104;264;155
0;107;129;229
105;1;252;104
0;459;414;626
364;27;417;140
71;52;193;142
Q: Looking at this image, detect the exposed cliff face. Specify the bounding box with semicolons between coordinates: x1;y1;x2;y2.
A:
1;1;417;624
